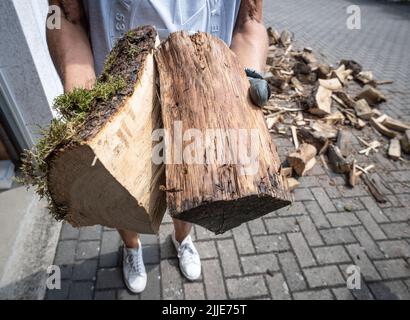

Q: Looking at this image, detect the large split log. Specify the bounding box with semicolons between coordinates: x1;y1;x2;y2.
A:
47;26;167;234
155;32;292;234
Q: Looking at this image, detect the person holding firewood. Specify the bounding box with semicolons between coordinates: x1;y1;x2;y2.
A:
47;0;270;294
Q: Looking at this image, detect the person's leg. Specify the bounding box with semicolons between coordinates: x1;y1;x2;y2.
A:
171;219;201;281
118;229;140;248
118;229;146;294
172;219;193;242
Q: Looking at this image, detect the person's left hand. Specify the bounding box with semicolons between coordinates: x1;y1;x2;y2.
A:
246;68;271;108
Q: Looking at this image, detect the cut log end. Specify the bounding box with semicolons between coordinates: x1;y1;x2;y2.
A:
171;194;291;234
48;144;166;233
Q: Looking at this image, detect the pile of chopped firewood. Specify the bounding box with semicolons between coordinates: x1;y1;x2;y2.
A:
264;27;410;203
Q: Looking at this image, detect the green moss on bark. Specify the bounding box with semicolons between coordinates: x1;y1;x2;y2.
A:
20;77;125;220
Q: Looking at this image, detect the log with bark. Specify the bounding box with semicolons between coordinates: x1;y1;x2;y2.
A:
155;31;292;234
42;27;167;234
306;84;333;116
287;143;317;176
23;27;292;235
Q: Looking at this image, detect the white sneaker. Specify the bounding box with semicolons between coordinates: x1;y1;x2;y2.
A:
122;240;147;294
172;232;201;281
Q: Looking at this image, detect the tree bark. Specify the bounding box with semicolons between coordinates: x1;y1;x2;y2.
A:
155;32;291;234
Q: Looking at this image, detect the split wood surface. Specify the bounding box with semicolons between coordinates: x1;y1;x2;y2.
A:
48;27;166;234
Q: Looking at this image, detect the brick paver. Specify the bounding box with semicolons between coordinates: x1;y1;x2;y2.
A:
47;0;410;300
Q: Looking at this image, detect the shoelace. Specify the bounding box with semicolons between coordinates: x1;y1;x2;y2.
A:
126;252;143;275
178;243;199;265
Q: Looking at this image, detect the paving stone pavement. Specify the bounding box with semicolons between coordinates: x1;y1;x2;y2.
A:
46;0;410;300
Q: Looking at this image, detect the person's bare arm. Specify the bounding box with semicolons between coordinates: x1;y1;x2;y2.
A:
47;0;96;92
231;0;268;73
230;0;270;107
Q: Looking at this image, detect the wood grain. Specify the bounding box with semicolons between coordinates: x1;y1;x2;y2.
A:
48;28;166;234
155;31;291;234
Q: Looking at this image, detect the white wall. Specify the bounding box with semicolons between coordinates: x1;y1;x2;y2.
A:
0;1;64;300
0;0;62;147
14;0;63;109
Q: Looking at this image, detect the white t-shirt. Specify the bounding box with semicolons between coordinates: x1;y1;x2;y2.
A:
83;0;242;75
